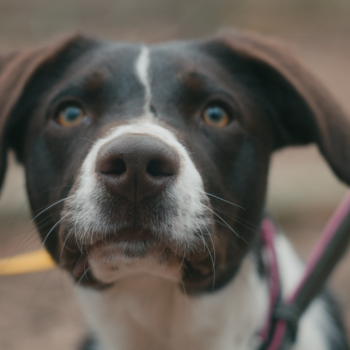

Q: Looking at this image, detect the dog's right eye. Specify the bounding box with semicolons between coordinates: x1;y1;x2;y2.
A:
202;105;230;128
57;106;86;127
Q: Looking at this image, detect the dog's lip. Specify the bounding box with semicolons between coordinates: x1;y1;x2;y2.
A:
66;229;215;281
90;229;155;249
67;229;157;278
88;230;158;262
186;259;213;277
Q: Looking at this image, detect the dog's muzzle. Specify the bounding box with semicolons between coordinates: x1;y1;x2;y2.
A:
58;124;214;286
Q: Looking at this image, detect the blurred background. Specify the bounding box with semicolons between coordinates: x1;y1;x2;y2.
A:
0;0;350;348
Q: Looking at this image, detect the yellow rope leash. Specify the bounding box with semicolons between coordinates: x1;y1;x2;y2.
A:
0;250;56;275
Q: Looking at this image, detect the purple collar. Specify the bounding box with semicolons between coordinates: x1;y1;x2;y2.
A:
259;218;281;349
258;191;350;350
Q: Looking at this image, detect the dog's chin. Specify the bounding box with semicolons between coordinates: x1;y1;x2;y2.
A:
67;235;172;284
61;228;216;288
90;230;158;261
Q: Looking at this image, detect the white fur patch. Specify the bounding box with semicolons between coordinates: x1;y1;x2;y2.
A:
77;254;269;350
135;46;152;114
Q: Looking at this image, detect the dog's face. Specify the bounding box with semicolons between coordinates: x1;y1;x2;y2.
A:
1;32;350;293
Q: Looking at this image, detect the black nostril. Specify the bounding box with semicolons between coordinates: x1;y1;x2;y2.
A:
147;159;177;177
97;154;126;175
109;158;126;175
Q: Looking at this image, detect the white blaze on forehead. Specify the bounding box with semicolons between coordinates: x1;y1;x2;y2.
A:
135;46;152;114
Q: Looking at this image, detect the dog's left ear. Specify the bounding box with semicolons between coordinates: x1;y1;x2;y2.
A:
207;30;350;185
0;34;98;193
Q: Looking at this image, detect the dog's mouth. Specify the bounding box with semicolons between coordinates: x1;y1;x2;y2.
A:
60;227;216;288
68;230;156;278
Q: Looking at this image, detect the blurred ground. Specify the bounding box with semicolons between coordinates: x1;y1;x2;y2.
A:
0;0;350;349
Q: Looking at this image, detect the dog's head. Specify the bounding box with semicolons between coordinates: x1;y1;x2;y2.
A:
1;31;350;293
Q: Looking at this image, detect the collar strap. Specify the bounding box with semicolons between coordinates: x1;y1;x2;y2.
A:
259;218;281;345
259;191;350;350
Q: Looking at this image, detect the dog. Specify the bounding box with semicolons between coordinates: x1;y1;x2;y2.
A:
0;30;349;350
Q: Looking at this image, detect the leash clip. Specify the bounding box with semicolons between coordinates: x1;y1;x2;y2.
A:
273;303;301;344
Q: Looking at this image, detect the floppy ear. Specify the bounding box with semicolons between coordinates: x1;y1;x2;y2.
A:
0;34;97;192
209;30;350;185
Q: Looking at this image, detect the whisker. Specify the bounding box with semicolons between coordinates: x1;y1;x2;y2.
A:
210;206;259;233
79;137;97;145
205;193;245;210
203;204;241;239
76;266;92;288
74;221;84;255
60;228;74;263
0;223;39;241
176;254;186;274
31;195;75;223
5;232;41;264
0;208;63;236
198;227;213;267
15;234;42;253
42;212;71;247
27;185;74;199
179;278;189;320
202;225;216;291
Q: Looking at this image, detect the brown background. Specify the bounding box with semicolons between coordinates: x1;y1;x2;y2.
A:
0;0;350;349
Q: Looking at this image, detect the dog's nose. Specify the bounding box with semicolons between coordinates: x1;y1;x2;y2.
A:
96;134;179;204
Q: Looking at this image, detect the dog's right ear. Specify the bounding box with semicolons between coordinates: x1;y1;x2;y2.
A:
0;34;98;193
205;30;350;186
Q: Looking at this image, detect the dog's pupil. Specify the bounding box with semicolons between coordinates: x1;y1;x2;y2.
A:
207;107;223;121
65;107;81;121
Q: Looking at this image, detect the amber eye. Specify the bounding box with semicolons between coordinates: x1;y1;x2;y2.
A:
57;106;85;127
202;106;230;127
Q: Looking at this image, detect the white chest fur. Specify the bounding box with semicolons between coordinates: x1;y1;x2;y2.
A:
77;256;268;350
76;235;335;350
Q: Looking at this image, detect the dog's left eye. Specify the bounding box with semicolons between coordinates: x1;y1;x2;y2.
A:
202;106;230;127
57;106;86;127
